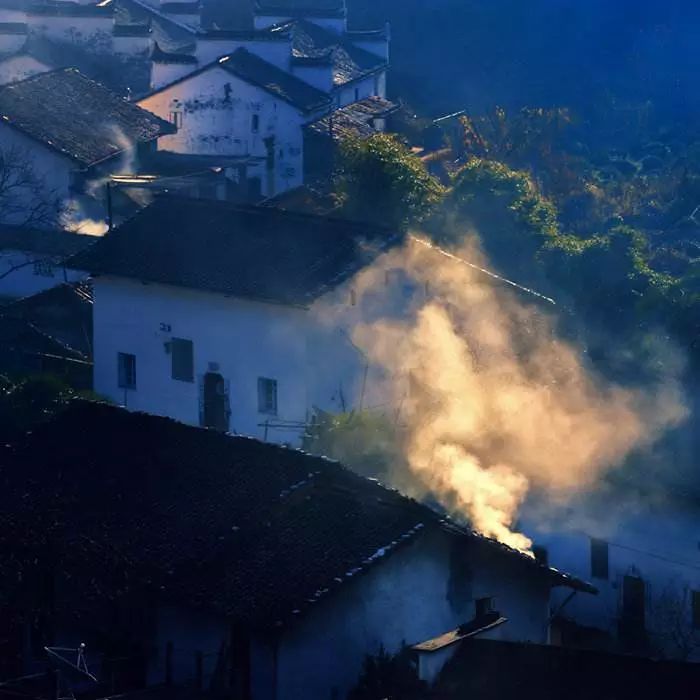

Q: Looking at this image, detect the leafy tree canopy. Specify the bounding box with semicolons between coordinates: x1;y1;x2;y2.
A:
337;134;446;231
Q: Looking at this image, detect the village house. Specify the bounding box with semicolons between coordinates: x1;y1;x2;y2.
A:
0;67;175;226
137;49;330;199
303;94;397;180
0;224;93;299
0;399;595;699
522;486;700;662
68;196;399;442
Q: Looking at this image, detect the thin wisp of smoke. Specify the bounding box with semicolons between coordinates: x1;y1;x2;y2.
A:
346;235;687;552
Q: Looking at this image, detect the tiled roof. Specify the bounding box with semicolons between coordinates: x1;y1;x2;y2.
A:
150;41;198;64
142;47;330;112
305;96;397;139
255;0;346;18
0;400;429;626
0;316;85;360
286;19;386;86
69;196;398;306
0;69;175;167
218;47;329;111
261;185;342;216
3;282;93;358
0;224;95;257
0;401;593;628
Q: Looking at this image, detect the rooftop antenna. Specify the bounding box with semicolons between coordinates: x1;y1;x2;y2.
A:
45;644;98;700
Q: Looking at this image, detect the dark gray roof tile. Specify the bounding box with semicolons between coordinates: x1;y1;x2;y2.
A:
0;68;175;167
0;225;96;256
69;196;398;306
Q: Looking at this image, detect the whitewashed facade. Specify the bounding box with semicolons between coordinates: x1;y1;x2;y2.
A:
138;60;327;198
523;495;700;661
91;276;311;442
0;53;52;84
145;526;575;700
0;122;73;223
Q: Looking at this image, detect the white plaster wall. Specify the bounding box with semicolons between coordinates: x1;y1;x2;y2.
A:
138;66;305;196
150;60;199;90
523;500;700;659
0;55;52;85
91;276;311;444
26;15;114;53
0;250;85;300
350;37;389;62
112;34;151;57
0;122;74;225
0;9;26;23
335;73;380;107
269;528;552;700
194;38;290;69
135;529;553;700
0;32;26;54
290;63;333;93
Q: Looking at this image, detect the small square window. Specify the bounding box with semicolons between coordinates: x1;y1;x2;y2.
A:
118;352;136;389
258;377;277;415
169;111;183;128
171;337;194;382
590;538;609;579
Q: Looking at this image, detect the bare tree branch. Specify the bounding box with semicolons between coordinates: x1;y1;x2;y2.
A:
0;144;64;228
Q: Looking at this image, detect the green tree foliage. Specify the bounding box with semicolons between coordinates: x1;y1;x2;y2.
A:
442;158;560;277
337;134;446;230
303;409;401;480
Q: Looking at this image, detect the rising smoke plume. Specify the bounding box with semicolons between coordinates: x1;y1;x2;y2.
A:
339;234;687;552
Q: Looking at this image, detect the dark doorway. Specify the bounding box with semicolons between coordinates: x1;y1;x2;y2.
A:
203;372;228;431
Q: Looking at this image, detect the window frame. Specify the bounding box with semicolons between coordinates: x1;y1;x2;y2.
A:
169;111;183;128
171;337;194;383
257;377;278;416
117;352;136;390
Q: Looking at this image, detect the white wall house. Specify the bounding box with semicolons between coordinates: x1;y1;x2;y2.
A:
523;492;700;661
0;68;175;227
138;48;330;199
25;400;592;700
0;226;93;300
69;197;395;443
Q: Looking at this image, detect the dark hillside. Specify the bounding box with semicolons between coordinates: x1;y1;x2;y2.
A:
349;0;700;119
